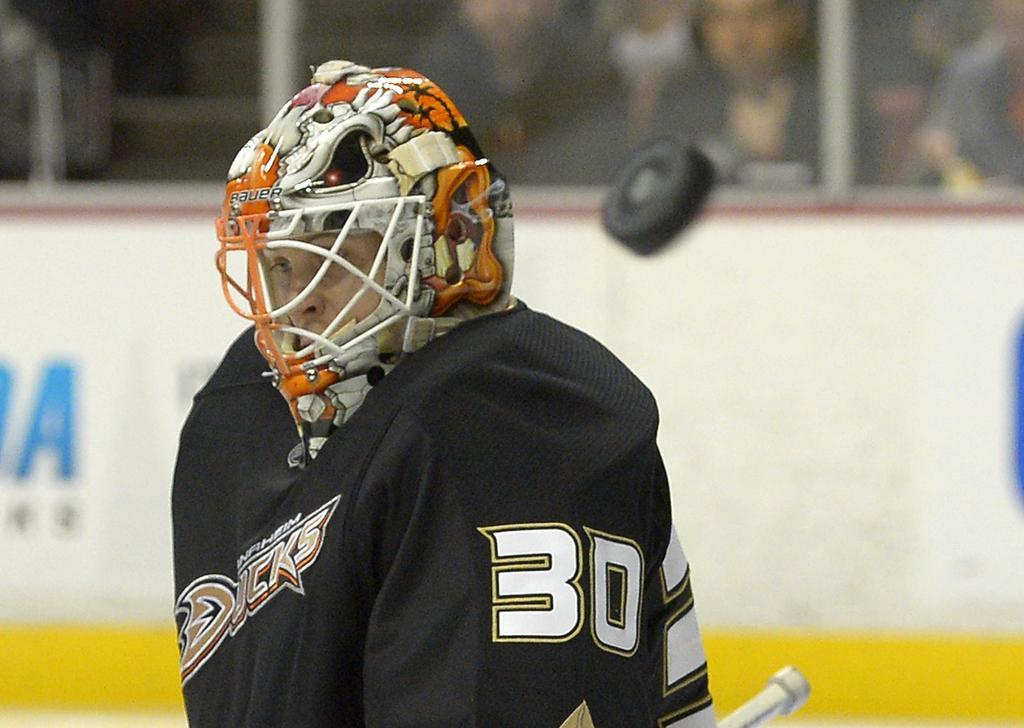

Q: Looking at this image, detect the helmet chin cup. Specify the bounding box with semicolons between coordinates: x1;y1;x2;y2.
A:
278;367;340;422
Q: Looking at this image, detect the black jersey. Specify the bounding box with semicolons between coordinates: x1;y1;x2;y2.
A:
173;303;714;728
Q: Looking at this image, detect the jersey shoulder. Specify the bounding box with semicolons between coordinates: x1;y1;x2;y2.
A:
363;304;661;514
395;303;658;437
195;327;269;399
176;327;293;463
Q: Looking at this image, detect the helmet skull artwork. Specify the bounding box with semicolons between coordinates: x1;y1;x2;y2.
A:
215;60;514;458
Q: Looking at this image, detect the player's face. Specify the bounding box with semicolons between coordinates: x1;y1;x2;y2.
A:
993;0;1024;59
262;230;384;343
703;0;800;84
459;0;561;51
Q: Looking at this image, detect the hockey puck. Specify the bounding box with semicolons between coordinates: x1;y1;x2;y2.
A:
601;138;715;256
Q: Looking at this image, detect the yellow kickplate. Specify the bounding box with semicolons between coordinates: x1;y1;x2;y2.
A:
0;625;183;710
2;625;1023;720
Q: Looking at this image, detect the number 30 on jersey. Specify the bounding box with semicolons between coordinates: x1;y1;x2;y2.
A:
477;522;644;656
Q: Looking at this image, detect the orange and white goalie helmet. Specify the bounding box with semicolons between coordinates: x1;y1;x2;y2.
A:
216;60;514;455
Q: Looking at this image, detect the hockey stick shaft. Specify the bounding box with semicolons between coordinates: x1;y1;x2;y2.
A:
717;667;810;728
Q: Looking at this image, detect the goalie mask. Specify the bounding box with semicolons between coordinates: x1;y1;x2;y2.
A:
216;60;514;459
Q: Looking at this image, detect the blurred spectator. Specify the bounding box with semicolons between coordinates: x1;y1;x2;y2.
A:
101;0;206;95
656;0;818;188
0;0;114;179
0;0;36;177
602;0;697;142
12;0;103;52
416;0;618;185
917;0;1024;191
857;0;980;184
11;0;112;178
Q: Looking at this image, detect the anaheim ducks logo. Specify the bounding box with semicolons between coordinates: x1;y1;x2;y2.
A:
175;496;340;684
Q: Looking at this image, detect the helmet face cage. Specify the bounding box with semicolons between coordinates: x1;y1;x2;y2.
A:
217;194;429;379
261;199;424;364
215;60;514;424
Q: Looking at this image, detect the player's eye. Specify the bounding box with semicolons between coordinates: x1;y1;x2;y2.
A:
266;258;293;286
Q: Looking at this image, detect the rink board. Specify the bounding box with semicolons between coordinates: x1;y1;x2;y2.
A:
1;626;1022;720
1;199;1023;717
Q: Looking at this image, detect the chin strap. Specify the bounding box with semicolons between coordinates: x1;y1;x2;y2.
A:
400;296;515;353
401;315;463;353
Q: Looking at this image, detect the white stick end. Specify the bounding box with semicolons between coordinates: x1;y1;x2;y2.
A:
769;666;811;715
